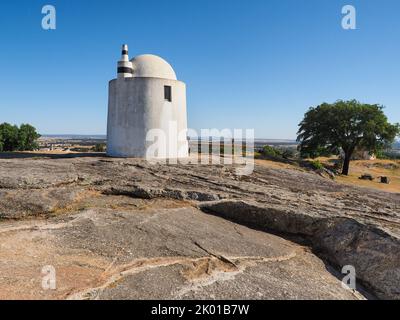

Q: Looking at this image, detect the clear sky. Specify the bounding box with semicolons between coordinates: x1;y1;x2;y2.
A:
0;0;399;139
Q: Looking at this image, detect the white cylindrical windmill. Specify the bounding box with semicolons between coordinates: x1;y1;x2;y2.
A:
107;44;188;159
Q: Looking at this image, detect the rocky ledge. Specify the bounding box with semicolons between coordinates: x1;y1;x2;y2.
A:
0;155;399;299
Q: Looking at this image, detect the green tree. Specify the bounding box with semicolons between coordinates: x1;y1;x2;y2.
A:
17;124;41;151
297;100;400;175
0;123;41;152
0;123;19;151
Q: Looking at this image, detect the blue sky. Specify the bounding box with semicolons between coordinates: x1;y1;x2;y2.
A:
0;0;399;139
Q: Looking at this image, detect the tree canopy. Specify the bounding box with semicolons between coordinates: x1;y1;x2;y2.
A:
297;100;400;175
0;123;41;152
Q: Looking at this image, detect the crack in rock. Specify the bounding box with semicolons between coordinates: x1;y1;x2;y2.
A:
66;250;298;300
103;185;221;202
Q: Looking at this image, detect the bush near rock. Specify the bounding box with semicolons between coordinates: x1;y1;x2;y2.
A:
359;174;374;181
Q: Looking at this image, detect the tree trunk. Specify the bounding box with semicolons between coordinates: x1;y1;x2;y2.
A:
342;153;351;175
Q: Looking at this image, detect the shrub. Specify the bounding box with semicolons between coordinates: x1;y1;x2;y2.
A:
309;160;324;170
92;143;106;152
281;148;296;159
262;145;283;158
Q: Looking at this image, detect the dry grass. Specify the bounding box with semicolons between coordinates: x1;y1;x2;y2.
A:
257;156;400;194
255;158;303;171
331;159;400;193
314;157;400;193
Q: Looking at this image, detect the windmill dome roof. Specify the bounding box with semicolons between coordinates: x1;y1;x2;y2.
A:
130;54;177;80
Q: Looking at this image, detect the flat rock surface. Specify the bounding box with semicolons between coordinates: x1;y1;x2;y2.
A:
0;154;399;299
0;199;358;300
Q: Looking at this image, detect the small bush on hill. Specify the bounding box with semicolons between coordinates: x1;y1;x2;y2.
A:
92;143;106;152
309;160;324;170
262;145;283;158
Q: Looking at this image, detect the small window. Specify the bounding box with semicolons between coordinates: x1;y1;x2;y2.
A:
164;86;172;102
